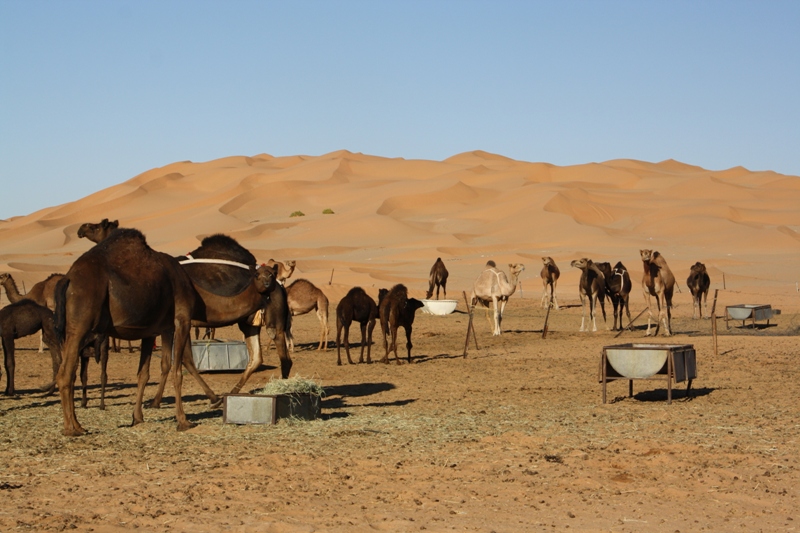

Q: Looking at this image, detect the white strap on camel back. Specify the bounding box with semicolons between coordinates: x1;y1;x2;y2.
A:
179;255;254;271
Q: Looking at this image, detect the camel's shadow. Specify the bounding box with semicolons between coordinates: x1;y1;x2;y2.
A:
322;382;396;410
609;386;715;403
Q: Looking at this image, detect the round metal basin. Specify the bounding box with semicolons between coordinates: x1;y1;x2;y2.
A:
421;299;458;316
606;346;669;378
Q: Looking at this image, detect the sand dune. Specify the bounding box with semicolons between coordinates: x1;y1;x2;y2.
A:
1;149;799;307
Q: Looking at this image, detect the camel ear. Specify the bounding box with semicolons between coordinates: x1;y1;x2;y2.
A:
111;220;119;228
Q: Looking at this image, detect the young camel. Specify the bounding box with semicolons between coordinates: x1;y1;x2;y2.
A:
687;262;711;319
378;284;424;364
540;257;560;309
286;278;329;351
336;287;378;365
1;272;64;352
267;259;296;284
595;261;633;331
570;258;607;332
425;258;449;300
640;249;676;336
0;300;62;396
470;262;525;336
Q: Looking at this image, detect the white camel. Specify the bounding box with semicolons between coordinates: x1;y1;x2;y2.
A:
470;261;525;336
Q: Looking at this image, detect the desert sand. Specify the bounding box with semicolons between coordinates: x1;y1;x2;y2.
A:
1;150;799;532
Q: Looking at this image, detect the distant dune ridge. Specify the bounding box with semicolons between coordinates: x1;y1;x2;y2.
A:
1;150;799;304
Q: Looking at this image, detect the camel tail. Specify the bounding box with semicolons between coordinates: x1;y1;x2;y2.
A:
54;277;70;344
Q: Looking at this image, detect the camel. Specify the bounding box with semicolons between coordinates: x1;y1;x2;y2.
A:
1;272;65;352
286;278;329;351
540;257;560;309
470;262;525;336
640;249;676;336
148;237;292;406
336;287;378;365
570;258;607;332
267;259;296;284
226;266;293;395
378;284;424;364
54;227;203;435
0;300;62;396
425;258;449;300
687;262;711;319
595;261;632;331
77;218;119;243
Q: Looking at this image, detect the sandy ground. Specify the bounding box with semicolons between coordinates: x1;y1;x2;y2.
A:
2;286;799;533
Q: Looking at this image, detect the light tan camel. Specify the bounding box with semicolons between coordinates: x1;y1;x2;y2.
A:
540;257;560;309
470;262;525;336
286;278;329;351
267;259;296;284
640;249;676;336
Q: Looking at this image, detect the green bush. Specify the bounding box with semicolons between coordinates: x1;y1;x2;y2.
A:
290;211;305;217
322;208;335;214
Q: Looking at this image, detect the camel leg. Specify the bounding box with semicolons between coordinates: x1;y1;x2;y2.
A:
361;322;372;364
662;295;672;336
590;294;598;332
404;325;414;364
148;334;173;409
171;321;195;432
2;336;15;396
391;324;401;364
132;336;156;426
57;333;86;436
336;320;344;366
579;293;587;332
179;341;220;402
79;354;89;408
273;330;292;379
38;331;44;354
98;337;108;410
643;291;655;336
317;308;329;351
229;328;263;395
366;319;375;364
552;281;559;310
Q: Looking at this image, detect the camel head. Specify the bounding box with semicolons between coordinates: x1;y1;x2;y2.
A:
255;264;279;294
77;218;119;243
690;261;707;274
640;249;654;262
571;258;590;270
542;257;554;266
509;263;525;278
0;272;9;284
378;288;389;306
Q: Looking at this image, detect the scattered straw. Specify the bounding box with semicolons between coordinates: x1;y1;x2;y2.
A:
256;375;325;398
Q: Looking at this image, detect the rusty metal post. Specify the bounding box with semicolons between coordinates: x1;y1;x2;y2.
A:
614;308;647;338
710;289;719;356
542;294;553;339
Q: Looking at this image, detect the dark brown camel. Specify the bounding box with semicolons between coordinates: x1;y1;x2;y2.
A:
77;218;119;243
0;272;64;352
425;258;449;300
570;258;607;332
54;228;202;435
0;300;62;396
148;237;291;406
229;269;292;393
286;278;329;351
336;287;378;365
378;284;424;364
687;262;711;319
540;257;560;309
640;249;676;336
595;261;633;331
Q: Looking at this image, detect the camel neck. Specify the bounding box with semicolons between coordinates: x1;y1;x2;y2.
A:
1;276;23;302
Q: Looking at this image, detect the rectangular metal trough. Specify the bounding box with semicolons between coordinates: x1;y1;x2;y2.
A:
725;304;780;328
223;394;321;425
600;343;696;404
191;339;249;372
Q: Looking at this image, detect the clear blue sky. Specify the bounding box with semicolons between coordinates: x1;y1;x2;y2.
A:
1;1;799;219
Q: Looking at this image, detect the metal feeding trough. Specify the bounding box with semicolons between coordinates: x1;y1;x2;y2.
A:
600;343;697;404
223;394;321;425
725;304;781;328
191;339;249;372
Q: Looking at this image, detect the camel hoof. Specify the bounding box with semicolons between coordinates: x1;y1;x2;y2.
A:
145;400;161;410
210;398;224;409
177;421;197;432
63;427;86;437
